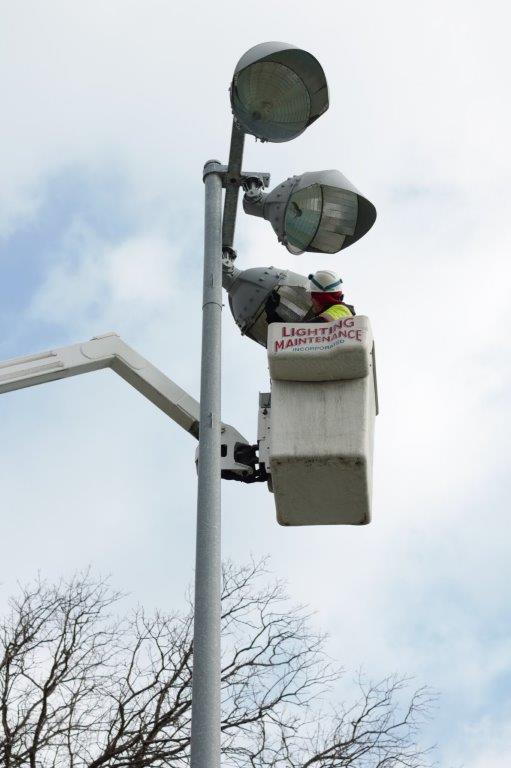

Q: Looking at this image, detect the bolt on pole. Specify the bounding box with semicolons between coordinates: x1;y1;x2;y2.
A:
190;161;224;768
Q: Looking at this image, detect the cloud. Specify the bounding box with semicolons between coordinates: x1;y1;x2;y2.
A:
29;224;180;327
446;711;511;768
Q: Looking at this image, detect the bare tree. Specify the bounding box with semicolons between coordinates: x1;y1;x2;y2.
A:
0;563;435;767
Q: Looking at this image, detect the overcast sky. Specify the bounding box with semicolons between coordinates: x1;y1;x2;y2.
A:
1;2;511;765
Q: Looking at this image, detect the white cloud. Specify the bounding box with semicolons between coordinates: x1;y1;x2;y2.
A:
445;712;511;768
30;226;179;322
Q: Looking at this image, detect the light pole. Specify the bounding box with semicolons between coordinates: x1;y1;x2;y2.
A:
190;161;224;768
190;41;330;768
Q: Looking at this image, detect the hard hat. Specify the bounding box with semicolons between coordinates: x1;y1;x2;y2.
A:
308;270;343;293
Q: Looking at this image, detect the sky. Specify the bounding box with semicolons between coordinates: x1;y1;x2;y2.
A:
1;1;511;765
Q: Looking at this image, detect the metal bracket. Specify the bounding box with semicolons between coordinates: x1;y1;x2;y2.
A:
226;170;270;190
196;436;267;484
204;163;270;191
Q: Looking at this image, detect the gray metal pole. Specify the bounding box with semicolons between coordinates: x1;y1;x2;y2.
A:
190;160;224;768
222;122;245;249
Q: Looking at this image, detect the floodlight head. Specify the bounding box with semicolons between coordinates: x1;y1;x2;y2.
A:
230;42;329;143
244;170;376;254
223;265;313;347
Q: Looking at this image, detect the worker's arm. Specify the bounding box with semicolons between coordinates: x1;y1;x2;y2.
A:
265;291;283;324
319;304;354;321
304;304;354;323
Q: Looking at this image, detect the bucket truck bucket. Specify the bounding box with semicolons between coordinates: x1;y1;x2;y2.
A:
263;316;377;526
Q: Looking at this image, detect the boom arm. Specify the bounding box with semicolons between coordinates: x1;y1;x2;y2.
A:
0;332;257;481
0;332;200;435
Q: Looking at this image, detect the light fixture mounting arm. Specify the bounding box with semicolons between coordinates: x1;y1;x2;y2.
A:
220;120;270;251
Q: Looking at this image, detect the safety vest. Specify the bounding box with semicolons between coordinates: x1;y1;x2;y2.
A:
318;303;353;322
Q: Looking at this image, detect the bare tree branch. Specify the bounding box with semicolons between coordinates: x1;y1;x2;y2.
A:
0;563;436;767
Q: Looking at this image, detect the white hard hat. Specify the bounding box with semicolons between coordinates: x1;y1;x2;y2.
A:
308;270;343;293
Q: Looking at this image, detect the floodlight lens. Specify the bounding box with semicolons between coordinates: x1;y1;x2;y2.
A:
284;185;359;254
233;61;311;142
310;187;358;253
284;185;322;253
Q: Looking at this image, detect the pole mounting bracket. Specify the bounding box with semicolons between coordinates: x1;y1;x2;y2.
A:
203;163;270;190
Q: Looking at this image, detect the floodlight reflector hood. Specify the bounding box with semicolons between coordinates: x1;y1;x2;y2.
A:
246;170;376;254
224;265;313;347
230;42;329;143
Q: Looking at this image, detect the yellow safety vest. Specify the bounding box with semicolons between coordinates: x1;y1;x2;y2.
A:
319;303;353;322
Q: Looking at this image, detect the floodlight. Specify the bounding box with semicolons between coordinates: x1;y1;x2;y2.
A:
223;265;313;347
230;42;329;142
243;170;376;254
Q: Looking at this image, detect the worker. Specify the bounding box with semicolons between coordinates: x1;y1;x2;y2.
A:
307;269;355;322
264;269;355;326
